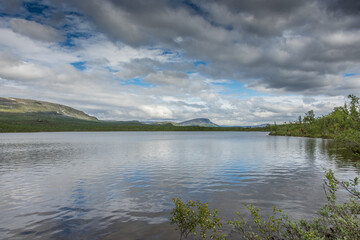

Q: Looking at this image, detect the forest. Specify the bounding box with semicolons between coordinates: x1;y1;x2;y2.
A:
270;94;360;155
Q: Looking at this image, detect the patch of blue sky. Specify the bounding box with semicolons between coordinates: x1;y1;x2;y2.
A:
183;0;206;16
60;32;91;47
23;1;49;15
163;49;181;58
121;77;155;88
194;60;207;67
183;0;232;36
224;25;234;31
212;80;262;97
148;47;171;54
0;11;10;17
70;61;86;71
161;49;173;55
343;72;358;77
60;37;76;47
149;47;182;61
105;67;119;73
62;19;92;35
207;18;233;31
64;11;84;17
181;1;233;31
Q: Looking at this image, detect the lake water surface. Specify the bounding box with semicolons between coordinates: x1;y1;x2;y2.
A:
0;132;359;239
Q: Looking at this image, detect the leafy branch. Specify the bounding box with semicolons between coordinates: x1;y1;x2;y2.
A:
171;170;360;239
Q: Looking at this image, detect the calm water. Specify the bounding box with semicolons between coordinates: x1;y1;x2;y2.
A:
0;132;359;239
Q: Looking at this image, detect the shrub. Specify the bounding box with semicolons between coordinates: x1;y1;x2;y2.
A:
171;170;360;239
170;197;225;240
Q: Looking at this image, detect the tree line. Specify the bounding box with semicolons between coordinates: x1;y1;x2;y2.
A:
270;94;360;155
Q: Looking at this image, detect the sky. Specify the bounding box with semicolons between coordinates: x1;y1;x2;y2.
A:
0;0;360;126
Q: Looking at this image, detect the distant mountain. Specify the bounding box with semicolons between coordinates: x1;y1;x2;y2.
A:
144;119;219;127
142;120;178;126
153;121;179;126
223;123;270;128
248;124;269;128
178;118;219;127
0;97;97;121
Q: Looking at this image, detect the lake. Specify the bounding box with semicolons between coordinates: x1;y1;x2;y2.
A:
0;132;359;239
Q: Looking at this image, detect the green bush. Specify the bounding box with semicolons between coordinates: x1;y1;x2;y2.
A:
335;129;360;154
171;170;360;239
270;94;360;155
170;197;225;240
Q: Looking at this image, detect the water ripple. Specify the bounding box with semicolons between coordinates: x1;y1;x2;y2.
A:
0;132;359;239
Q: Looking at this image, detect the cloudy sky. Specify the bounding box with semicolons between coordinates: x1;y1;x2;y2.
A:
0;0;359;125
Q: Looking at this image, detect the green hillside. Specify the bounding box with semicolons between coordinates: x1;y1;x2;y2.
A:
0;97;97;121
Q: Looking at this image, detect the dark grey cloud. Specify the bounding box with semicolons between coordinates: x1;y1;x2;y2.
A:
211;0;307;14
0;0;359;124
3;0;359;96
322;0;360;15
9;18;63;42
0;0;23;15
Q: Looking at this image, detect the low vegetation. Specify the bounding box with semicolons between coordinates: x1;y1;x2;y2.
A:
171;198;223;240
270;94;360;155
0;97;271;132
170;170;360;239
0;111;270;132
